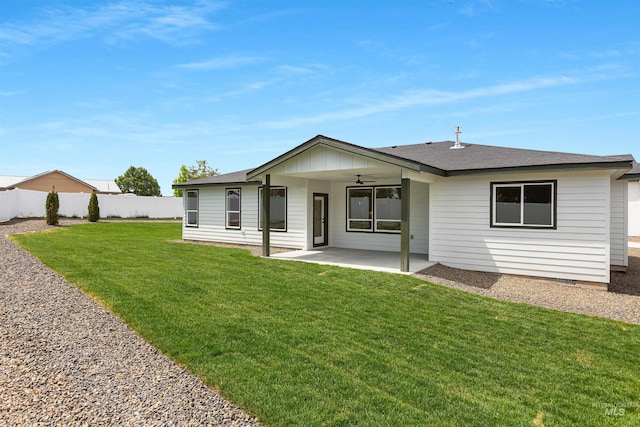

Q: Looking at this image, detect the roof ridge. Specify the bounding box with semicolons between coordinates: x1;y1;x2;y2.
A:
375;140;632;159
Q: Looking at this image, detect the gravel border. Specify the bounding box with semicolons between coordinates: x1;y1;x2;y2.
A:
1;219;260;426
415;263;640;325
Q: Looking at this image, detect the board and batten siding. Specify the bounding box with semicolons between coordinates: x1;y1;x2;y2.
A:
429;170;612;283
610;179;628;267
181;177;307;249
269;144;391;175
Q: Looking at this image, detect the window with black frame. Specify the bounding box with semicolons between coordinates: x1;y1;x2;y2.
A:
347;187;373;231
492;181;555;228
375;186;402;232
226;188;241;229
186;190;198;227
347;186;402;233
258;187;287;231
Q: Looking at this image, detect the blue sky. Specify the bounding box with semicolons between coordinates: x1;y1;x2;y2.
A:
1;0;638;195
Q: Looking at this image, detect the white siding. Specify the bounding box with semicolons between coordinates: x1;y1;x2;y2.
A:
429;170;612;283
329;179;429;254
181;186;261;245
629;181;640;237
274;177;306;249
181;177;307;249
610;179;628;266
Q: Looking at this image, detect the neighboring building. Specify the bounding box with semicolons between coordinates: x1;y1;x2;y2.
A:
0;170;121;194
173;135;636;284
627;162;640;237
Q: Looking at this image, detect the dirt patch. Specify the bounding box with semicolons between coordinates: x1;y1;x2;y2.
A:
609;247;640;296
418;263;500;289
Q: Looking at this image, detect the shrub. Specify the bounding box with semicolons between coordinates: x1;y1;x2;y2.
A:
45;190;59;225
88;192;100;222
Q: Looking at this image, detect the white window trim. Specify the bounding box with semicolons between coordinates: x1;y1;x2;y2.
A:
225;188;241;230
185;190;198;227
491;181;556;228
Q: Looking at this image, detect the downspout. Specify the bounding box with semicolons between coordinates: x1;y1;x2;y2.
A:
262;174;271;257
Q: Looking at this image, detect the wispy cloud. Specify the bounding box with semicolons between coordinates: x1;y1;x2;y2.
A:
276;64;318;76
459;5;476;17
260;73;585;129
458;0;496;18
172;61;326;104
0;1;223;47
176;54;265;70
0;90;26;97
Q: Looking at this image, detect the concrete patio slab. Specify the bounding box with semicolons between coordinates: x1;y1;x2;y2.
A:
270;247;435;274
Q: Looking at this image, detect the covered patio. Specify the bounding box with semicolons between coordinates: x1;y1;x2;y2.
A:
271;247;435;274
246;135;436;273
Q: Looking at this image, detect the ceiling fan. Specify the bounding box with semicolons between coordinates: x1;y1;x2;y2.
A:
354;174;376;185
338;174;377;184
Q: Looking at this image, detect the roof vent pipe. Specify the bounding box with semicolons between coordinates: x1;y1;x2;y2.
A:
450;126;464;149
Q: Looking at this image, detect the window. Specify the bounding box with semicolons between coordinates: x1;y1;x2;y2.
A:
375;187;402;232
491;181;556;228
347;187;373;231
185;190;198;227
347;186;402;233
226;188;241;229
259;187;287;231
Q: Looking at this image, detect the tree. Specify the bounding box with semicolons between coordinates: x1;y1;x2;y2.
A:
45;189;59;225
173;160;218;197
115;166;161;196
88;192;100;222
172;165;190;197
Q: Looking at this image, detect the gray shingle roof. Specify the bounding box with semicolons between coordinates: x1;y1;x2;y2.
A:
623;161;640;180
172;137;636;187
172;169;258;188
374;141;634;175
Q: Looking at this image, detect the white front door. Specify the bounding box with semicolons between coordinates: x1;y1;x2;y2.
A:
313;194;327;246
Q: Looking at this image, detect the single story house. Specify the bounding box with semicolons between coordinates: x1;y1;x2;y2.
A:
0;170;121;194
173;135;637;284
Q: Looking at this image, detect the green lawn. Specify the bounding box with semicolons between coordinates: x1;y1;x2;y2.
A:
11;223;640;426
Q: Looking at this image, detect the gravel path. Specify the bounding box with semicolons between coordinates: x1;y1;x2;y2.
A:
0;219;260;426
416;263;640;325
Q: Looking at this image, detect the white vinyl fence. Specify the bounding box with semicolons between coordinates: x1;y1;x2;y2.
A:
0;189;183;222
